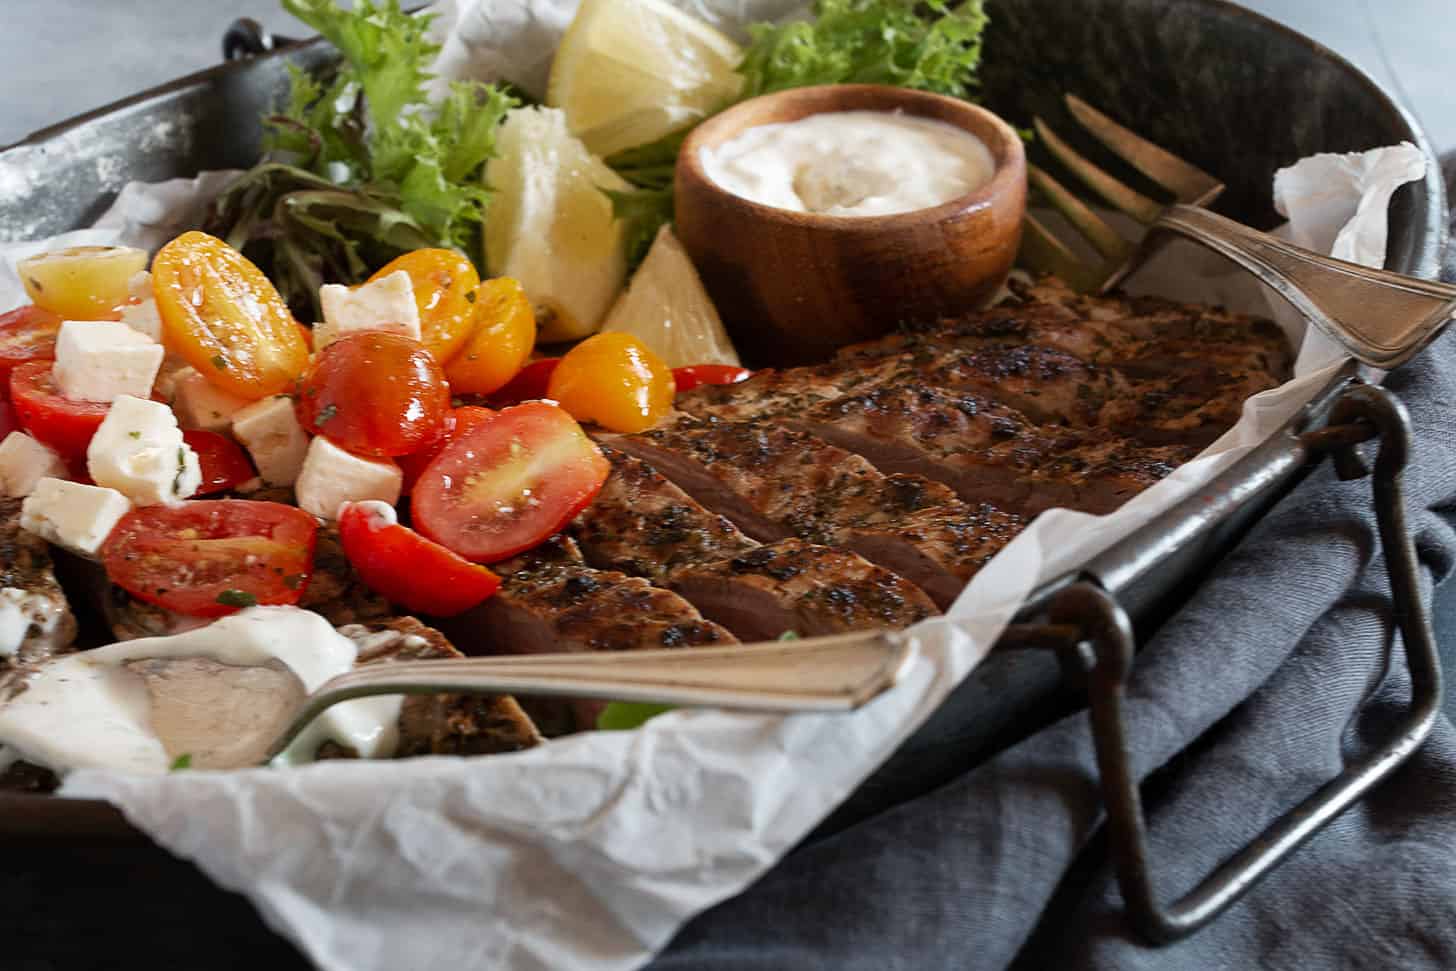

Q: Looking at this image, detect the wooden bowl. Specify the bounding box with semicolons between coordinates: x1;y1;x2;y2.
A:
674;84;1027;366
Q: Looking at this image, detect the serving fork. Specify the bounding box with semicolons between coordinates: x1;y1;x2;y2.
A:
1022;94;1456;368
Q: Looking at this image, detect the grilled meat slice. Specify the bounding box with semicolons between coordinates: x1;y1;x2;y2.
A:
573;446;757;583
0;499;77;668
573;449;937;637
439;547;739;734
791;384;1192;515
611;420;1020;608
332;617;543;758
667;539;936;639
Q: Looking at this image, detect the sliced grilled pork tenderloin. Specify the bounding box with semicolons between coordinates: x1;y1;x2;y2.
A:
0;499;78;668
573;448;937;638
786;384;1194;516
331;616;543;758
610;420;1023;608
438;536;740;734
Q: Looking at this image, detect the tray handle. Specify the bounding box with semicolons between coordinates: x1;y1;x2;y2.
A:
1025;384;1442;943
222;18;301;62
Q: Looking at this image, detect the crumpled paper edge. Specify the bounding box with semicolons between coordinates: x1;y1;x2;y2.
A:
0;3;1420;968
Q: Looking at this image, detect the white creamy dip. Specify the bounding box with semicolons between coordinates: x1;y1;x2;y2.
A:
700;109;996;217
0;606;402;775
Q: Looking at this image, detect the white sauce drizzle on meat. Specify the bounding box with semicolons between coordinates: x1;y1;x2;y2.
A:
0;606;402;774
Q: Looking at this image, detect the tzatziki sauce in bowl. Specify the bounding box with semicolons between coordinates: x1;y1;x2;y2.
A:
675;84;1027;365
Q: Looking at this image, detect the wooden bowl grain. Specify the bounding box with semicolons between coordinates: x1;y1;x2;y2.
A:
674;84;1027;366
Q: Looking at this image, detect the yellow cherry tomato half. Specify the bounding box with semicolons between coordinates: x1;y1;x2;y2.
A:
152;232;309;399
368;249;480;364
18;245;148;320
444;277;537;396
547;332;674;434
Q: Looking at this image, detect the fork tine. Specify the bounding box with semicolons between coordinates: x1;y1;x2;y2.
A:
1028;164;1134;263
1033;117;1165;224
1019;214;1107;294
1065;95;1225;207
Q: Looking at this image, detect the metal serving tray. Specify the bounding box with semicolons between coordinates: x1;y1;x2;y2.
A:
0;0;1447;941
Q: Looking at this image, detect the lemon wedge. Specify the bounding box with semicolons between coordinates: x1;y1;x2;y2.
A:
485;107;631;343
546;0;744;159
601;225;740;368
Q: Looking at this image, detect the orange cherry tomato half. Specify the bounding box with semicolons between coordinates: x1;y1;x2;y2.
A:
101;499;318;617
412;401;610;563
337;501;501;616
672;364;754;393
0;306;62;382
9;360;110;460
152;231;309;398
482;357;560;408
444;277;537;395
182;430;256;495
397;405;496;494
368;249;481;365
296;331;451;458
547;333;675;434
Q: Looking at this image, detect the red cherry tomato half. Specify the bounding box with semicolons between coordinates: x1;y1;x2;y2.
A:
337;501;501;616
397;405;496;495
0;306;62;383
9;360;110;460
296;331;451;457
182;430;256;495
101;500;318;617
672;364;754;393
482;357;560;408
412;401;610;563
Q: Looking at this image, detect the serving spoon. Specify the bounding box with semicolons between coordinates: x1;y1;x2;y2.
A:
125;630;919;770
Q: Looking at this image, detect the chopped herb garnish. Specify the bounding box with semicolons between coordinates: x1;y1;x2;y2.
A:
778;630;800;641
216;589;260;608
596;702;674;731
170;753;193;771
173;447;188;495
316;403;338;425
211;354;228;370
128;430;142;439
464;289;477;304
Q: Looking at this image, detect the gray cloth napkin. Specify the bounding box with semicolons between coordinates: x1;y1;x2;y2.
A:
652;163;1456;970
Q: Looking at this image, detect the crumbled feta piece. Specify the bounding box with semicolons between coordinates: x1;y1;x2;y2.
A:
172;367;253;433
119;297;164;343
232;396;310;487
317;271;421;349
87;395;201;506
20;478;132;557
52;321;164;403
0;432;67;498
295;437;402;520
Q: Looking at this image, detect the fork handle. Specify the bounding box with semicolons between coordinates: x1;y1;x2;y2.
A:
1133;205;1456;369
267;631;918;757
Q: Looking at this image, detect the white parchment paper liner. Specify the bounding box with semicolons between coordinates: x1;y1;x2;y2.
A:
0;2;1432;967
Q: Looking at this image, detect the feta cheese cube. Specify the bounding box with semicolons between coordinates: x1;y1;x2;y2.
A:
0;432;67;498
317;271;421;349
53;321;164;403
87;395;202;506
232;395;310;487
119;297;164;343
295;436;402;520
172;367;253;433
20;478;132;558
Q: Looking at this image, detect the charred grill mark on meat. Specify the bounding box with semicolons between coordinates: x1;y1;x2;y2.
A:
572;448;938;638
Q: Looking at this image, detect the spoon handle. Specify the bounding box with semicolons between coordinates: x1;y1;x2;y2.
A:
267;631;918;758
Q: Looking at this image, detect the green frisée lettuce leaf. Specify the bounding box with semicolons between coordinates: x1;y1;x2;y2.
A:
205;0;516;317
738;0;989;100
604;0;992;270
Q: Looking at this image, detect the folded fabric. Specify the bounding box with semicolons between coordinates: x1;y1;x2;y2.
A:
652;158;1456;971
